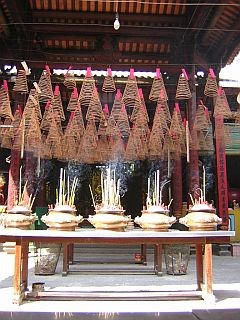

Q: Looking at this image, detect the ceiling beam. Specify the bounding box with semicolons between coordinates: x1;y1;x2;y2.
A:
43;48;172;61
41;33;174;46
32;10;185;26
31;23;183;39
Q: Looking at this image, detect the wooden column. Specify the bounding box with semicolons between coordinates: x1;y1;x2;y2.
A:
188;66;200;199
171;158;182;217
215;115;229;229
7;150;21;210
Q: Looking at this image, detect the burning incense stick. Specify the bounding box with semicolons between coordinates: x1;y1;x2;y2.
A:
188;193;194;205
89;184;95;208
20;116;25;159
19;165;22;204
186;120;190;163
203;166;206;202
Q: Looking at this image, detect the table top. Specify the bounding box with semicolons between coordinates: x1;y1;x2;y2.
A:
0;228;235;240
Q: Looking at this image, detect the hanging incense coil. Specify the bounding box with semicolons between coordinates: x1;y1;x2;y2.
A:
38;69;54;103
0;85;13;119
64;109;85;143
148;131;163;160
60;135;79;162
169;109;183;142
78;68;96;108
204;72;218;97
23;89;42;126
193;104;210;131
157;100;171;126
110;135;125;161
197;131;208;151
95;136;111;163
213;88;232;119
51;86;66;122
122;69;140;108
86;89;104;122
97;117;108;136
13;69;28;93
124;130;139;162
76;120;98;164
110;122;123;139
130;88;149;124
41;102;54;132
67;88;79;112
111;89;123;122
152;105;169;138
63;71;76;89
25;110;42;155
44;118;64;159
116;105;130;138
133;109;150;137
175;74;192;100
102;68;116;92
0;118;13;149
149;70;168;102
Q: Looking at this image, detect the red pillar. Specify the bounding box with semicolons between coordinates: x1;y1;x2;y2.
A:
215;116;228;229
171;158;182;217
7;150;21;210
23;151;36;207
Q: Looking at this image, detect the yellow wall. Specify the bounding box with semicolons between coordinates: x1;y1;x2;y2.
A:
229;209;240;242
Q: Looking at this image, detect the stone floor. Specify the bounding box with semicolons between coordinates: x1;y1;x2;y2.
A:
0;244;240;320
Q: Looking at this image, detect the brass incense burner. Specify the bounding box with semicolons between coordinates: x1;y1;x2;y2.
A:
134;171;176;231
179;189;222;231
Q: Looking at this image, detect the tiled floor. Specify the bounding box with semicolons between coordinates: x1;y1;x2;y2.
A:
0;245;240;320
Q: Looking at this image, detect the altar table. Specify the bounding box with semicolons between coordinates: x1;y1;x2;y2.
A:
0;228;234;304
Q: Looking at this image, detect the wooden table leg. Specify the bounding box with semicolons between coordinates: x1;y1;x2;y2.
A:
141;244;147;265
203;243;215;302
154;244;163;276
195;243;203;290
21;241;29;291
13;238;27;305
62;243;70;276
68;243;74;264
